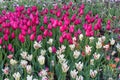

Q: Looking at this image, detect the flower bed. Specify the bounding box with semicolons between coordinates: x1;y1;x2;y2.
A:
0;1;120;80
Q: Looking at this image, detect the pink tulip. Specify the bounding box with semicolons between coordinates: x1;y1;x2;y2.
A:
43;16;48;24
27;28;32;35
32;6;37;12
11;48;14;53
43;29;49;37
3;34;9;41
40;26;45;32
106;55;110;61
32;26;36;32
79;9;84;16
30;33;35;41
11;32;15;39
71;14;76;21
59;36;64;44
106;24;111;30
37;35;43;42
7;54;13;59
8;44;12;51
56;10;61;17
0;38;2;45
52;46;57;53
48;23;52;30
21;30;27;36
3;28;10;35
74;19;81;25
18;34;25;43
69;25;74;33
85;30;91;37
48;31;53;37
58;20;62;26
52;19;58;28
114;57;120;63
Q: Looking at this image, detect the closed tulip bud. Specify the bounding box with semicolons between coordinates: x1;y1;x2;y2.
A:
3;34;9;41
38;55;45;65
30;33;35;41
52;46;57;53
37;35;43;42
18;34;25;43
0;38;3;45
8;44;12;51
43;16;48;24
59;36;64;44
26;65;32;74
11;32;15;39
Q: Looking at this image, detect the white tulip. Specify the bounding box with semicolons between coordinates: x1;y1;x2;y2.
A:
38;55;45;65
79;34;83;41
26;54;33;61
20;51;28;59
10;59;17;66
70;69;78;79
76;75;84;80
33;41;42;50
47;38;53;45
90;59;94;65
20;60;28;68
85;45;92;55
110;38;115;45
90;69;97;78
116;43;120;52
96;41;102;49
39;69;47;77
75;61;83;71
48;47;52;53
26;65;32;74
13;72;21;80
73;50;81;59
41;49;46;55
69;44;75;51
93;53;100;60
27;75;33;80
62;61;69;73
89;37;94;43
4;78;9;80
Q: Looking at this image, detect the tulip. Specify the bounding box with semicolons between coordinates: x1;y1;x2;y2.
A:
11;32;16;39
3;34;9;41
70;69;78;79
59;36;64;44
43;16;48;24
0;38;3;45
69;25;74;33
52;46;57;53
38;55;45;65
8;44;12;51
30;33;35;41
36;35;42;42
18;34;25;43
